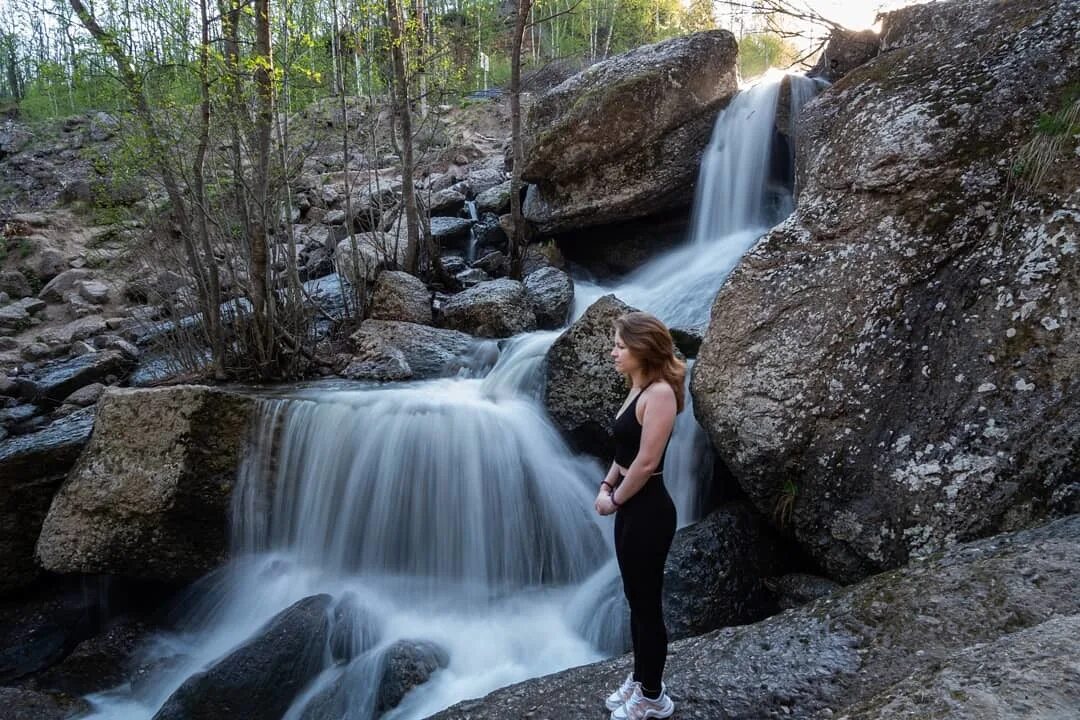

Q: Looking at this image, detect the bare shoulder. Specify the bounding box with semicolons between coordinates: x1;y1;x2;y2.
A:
643;381;677;407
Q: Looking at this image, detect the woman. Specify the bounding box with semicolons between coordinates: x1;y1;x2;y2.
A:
594;311;683;720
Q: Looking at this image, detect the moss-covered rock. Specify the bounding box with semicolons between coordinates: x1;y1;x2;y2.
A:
692;0;1080;582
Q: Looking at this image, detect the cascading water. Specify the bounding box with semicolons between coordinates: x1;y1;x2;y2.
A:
83;71;823;720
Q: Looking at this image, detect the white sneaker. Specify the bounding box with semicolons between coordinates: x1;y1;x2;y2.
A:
605;673;636;711
610;682;674;720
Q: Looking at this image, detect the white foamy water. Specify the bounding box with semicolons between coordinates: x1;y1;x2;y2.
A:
84;71;823;720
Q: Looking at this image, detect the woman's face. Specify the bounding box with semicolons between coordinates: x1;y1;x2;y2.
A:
611;331;640;375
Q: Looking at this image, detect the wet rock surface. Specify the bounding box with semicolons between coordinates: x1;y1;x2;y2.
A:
0;407;96;595
545;294;634;457
429;515;1080;719
0;686;88;720
348;320;475;378
524;266;574;330
440;278;537;338
152;594;332;720
692;0;1080;581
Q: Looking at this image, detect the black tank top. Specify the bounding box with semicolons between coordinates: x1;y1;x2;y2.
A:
612;385;669;470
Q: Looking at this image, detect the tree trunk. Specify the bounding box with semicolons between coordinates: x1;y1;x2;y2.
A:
251;0;274;375
508;0;533;279
194;0;226;379
386;0;421;274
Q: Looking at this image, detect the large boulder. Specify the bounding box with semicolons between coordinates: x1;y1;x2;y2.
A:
440;279;537;338
521;30;738;234
35;386;256;582
807;28;880;82
335;232;407;284
691;0;1080;582
349;320;475;379
152;595;331;720
524;266;574;329
369;270;432;324
0;407;96;595
544;294;633;457
428;515;1080;719
663;503;786;641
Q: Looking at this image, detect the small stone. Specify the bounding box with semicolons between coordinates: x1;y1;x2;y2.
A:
77;280;110;304
70;341;97;356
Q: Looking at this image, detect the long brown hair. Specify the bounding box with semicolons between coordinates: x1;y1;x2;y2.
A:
613;311;686;413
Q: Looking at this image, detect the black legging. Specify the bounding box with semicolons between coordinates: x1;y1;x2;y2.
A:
614;473;677;694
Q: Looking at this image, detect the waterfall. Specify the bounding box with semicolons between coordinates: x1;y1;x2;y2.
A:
82;71;824;720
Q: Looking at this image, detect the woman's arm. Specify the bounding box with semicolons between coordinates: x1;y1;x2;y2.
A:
611;384;676;506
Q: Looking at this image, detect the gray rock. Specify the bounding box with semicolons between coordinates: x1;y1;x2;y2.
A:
324;209;347;225
544;294;634;457
524;266;574;329
335;232;407;285
14;296;46;316
76;280;110;304
0;303;30;332
475;180;512;214
340;341;412;382
88;112;119;142
441;255;468;275
441;279;536;338
14;350;131;407
428;516;1080;720
464;167;505;196
349;320;474;378
839;614;1080;719
770;573;842;611
0;403;40;428
0;407;96;595
38;269;91;303
426;188;466;215
35;387;256;582
690;0;1080;582
36;250;67;282
377;639;450;713
429;216;473;249
152;595;331;720
62;382;105;407
20;342;55;362
455;268;490;287
69;341;96;357
0;271;32;299
0;122;32;157
522;30;738;233
471;250;508;277
369;270;432;324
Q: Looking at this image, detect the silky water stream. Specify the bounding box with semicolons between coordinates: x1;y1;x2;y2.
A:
84;71;824;720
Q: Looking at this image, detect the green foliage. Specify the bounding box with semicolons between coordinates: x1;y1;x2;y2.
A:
738;32;800;80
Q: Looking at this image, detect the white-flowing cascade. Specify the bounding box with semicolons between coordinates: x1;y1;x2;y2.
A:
83;71;823;720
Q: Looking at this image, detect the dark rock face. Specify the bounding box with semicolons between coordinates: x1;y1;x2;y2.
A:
152;594;332;720
36;386;256;582
0;687;89;720
522;30;739;234
0;407;96;595
554;209;689;277
691;0;1080;581
523;266;574;329
663;504;786;641
14;351;133;408
26;617;148;696
440;278;537;338
428;516;1080;720
376;639;450;712
544;294;634;458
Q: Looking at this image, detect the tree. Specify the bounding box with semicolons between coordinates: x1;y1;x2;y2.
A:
507;0;532;279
